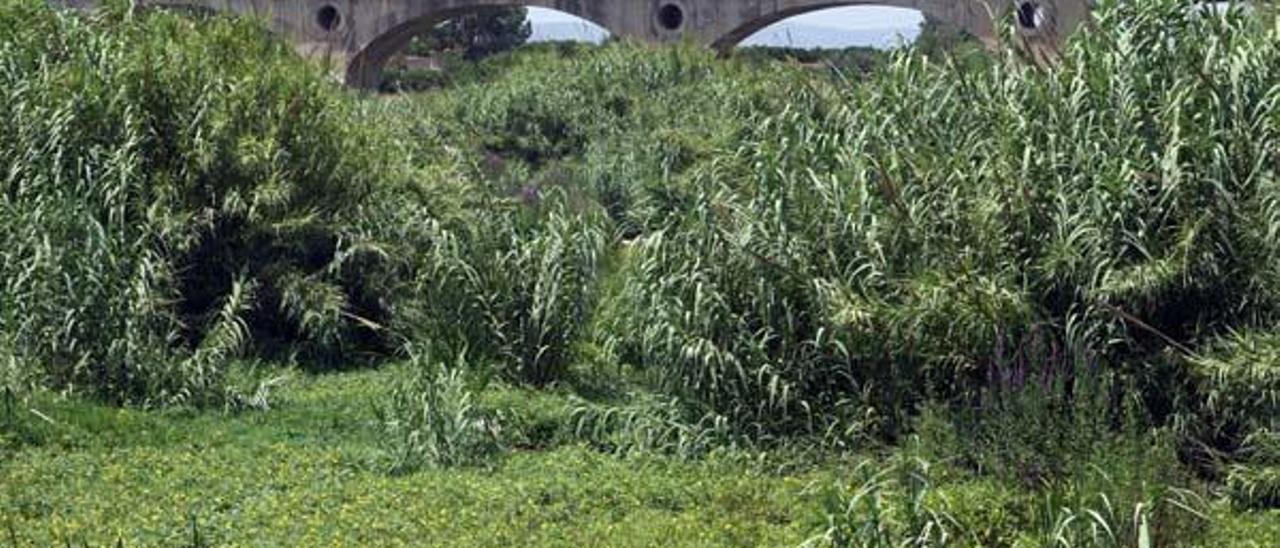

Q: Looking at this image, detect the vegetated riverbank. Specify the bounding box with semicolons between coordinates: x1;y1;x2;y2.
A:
2;0;1277;544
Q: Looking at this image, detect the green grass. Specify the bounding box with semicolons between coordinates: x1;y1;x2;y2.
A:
3;0;1280;544
0;370;832;546
4;370;1277;546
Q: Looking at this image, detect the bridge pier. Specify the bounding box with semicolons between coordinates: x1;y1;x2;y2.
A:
63;0;1094;89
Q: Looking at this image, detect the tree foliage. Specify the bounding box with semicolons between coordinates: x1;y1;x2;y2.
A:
409;7;532;61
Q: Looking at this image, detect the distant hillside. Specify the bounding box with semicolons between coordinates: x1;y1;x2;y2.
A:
529;21;918;49
529;22;609;44
742;23;919;49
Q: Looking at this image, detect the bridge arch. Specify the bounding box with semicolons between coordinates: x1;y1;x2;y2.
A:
734;5;925;49
344;1;616;89
65;0;1093;89
709;0;992;52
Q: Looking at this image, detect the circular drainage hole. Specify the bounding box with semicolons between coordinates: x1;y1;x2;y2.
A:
658;3;684;31
1016;2;1045;30
316;5;342;32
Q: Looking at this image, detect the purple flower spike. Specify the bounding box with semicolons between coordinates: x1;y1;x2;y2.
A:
518;184;541;205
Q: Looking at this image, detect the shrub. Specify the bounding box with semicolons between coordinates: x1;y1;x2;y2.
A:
1186;332;1280;449
481;205;608;385
809;434;1205;546
1227;463;1280;510
1226;430;1280;509
916;341;1131;485
374;349;502;474
378;45;814;389
808;457;960;547
570;393;736;459
0;2;396;404
387;185;609;386
608;0;1280;439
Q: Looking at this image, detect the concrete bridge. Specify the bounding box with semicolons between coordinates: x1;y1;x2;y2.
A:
64;0;1093;88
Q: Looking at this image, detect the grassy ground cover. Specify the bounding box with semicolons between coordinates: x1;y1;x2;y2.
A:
2;0;1279;544
2;370;1277;546
1;370;831;546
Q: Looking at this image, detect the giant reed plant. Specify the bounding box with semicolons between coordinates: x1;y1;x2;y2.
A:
0;2;396;405
375;348;503;474
608;0;1280;439
378;179;609;386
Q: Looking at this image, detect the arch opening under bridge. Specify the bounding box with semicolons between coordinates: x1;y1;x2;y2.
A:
345;3;617;88
377;6;611;90
712;2;979;52
734;6;926;50
60;0;1093;89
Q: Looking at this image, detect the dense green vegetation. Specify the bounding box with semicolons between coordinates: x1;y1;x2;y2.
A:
383;6;534;92
407;6;532;61
2;0;1278;545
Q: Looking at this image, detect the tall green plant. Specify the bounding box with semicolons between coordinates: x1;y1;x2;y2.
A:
0;2;397;404
607;0;1280;440
375;349;503;474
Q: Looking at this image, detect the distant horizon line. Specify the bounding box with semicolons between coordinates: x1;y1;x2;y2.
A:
528;20;921;49
527;5;924;33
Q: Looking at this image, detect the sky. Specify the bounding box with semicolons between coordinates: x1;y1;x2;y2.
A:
526;6;924;48
527;6;921;30
770;6;923;30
